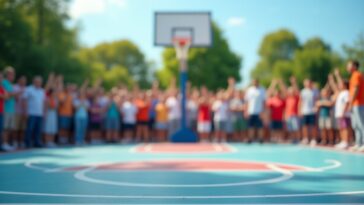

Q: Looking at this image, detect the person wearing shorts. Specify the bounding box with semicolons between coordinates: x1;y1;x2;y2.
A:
230;90;247;141
155;94;168;142
197;96;211;142
13;76;27;148
328;70;351;149
58;85;74;144
212;92;229;142
2;67;17;151
43;89;58;147
135;93;150;142
347;60;364;151
266;86;286;143
316;88;334;145
245;79;266;143
166;91;180;138
0;73;7;151
121;96;137;142
105;92;120;143
89;97;103;144
299;79;318;145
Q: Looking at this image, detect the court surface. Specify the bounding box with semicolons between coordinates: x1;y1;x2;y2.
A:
0;143;364;204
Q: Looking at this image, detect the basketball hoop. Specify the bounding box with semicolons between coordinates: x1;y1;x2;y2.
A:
173;37;191;60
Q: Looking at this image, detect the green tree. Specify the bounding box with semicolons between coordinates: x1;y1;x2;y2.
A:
343;33;364;72
157;23;242;90
0;0;87;84
251;29;300;86
78;40;151;89
292;38;342;86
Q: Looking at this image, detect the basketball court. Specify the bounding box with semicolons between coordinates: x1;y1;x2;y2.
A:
0;143;364;204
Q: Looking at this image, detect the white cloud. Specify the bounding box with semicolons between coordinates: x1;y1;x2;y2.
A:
227;17;246;27
70;0;127;19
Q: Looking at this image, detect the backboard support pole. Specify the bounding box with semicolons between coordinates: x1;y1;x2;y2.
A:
170;42;198;142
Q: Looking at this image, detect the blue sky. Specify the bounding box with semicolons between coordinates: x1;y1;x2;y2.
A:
69;0;364;86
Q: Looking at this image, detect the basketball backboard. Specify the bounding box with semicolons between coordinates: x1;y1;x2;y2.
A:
154;12;212;47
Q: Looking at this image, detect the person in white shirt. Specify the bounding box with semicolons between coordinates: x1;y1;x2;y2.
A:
328;70;351;149
121;95;138;142
212;92;229;142
23;76;45;148
299;79;318;145
244;79;266;142
166;90;180;136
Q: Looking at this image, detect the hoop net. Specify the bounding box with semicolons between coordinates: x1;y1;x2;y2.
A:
173;37;191;60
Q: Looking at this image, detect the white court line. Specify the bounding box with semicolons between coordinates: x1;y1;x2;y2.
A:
25;161;64;173
4;204;364;205
304;160;342;172
73;163;293;188
0;190;364;199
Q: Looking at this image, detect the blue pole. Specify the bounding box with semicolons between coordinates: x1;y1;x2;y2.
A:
180;70;187;130
170;57;197;142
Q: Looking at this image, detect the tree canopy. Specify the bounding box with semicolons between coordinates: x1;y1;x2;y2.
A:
251;29;343;87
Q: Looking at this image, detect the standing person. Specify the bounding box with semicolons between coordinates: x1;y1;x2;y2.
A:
0;73;8;151
328;71;351;149
155;94;168;142
148;89;159;141
43;74;59;147
244;79;266;143
187;90;198;132
58;83;74;144
166;90;181;137
281;77;301;143
13;76;27;148
316;87;334;145
1;67;17;151
105;90;121;143
121;95;137;143
212;91;229;142
23;76;45;148
43;88;58;147
230;90;247;142
266;79;286;143
135;92;150;142
89;96;103;144
346;60;364;151
197;95;211;142
73;81;90;145
299;79;318;146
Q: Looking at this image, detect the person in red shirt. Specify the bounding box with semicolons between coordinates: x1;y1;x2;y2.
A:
197;92;211;142
135;92;150;142
0;73;8;151
266;79;286;142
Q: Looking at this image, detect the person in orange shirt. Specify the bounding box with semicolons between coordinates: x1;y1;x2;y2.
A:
135;92;150;142
347;60;364;151
155;94;168;142
58;83;74;144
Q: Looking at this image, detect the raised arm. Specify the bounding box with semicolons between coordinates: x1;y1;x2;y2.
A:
80;79;89;95
266;79;277;97
277;78;287;97
289;76;299;93
328;73;339;95
334;68;344;88
44;72;55;91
